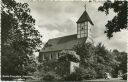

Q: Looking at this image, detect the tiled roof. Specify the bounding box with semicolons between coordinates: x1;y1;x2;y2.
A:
76;10;94;25
40;34;87;52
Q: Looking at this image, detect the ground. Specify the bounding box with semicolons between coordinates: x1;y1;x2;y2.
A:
84;78;127;82
26;78;127;82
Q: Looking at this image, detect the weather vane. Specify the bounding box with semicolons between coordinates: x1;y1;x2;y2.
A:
84;4;86;10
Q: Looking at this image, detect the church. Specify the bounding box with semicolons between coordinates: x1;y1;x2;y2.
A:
39;6;94;73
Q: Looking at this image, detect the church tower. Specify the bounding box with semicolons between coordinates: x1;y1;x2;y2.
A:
76;5;94;42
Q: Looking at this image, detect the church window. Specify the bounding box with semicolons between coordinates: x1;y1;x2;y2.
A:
42;54;45;60
56;53;58;59
50;53;54;60
58;52;61;58
44;54;48;60
56;52;60;59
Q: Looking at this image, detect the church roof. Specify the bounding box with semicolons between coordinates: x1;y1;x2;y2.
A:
77;10;94;25
40;34;87;52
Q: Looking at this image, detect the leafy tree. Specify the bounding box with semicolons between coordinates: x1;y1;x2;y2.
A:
98;1;127;38
1;0;42;77
73;42;118;78
59;50;80;63
73;42;95;66
73;42;97;78
38;50;80;80
112;49;127;75
94;43;118;78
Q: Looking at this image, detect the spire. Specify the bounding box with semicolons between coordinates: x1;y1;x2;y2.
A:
76;4;94;25
84;4;86;10
76;10;94;25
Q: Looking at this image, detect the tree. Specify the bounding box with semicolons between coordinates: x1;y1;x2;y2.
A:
1;0;42;77
98;1;127;38
73;42;97;79
73;42;96;68
73;42;119;78
37;50;80;80
112;49;127;75
94;43;118;78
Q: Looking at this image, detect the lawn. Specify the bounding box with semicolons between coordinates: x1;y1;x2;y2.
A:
83;78;127;82
26;79;127;82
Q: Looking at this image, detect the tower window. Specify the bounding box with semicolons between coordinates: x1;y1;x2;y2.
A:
77;22;88;38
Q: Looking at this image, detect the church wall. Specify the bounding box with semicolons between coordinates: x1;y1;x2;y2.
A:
39;49;80;76
39;49;75;62
39;50;72;76
39;50;62;62
70;62;79;74
86;22;93;43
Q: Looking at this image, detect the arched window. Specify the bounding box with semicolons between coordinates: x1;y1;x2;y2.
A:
50;53;53;60
42;54;45;60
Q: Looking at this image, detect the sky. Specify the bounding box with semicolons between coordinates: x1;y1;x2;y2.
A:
16;0;128;53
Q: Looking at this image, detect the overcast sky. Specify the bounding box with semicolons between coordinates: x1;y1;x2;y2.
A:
17;0;128;52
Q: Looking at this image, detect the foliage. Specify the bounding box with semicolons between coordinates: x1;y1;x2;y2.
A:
94;43;119;78
59;50;80;63
38;42;127;80
73;42;119;79
122;73;127;80
73;42;95;66
112;49;127;77
38;50;81;80
41;71;61;81
98;1;127;38
64;68;83;81
64;67;96;81
1;0;42;76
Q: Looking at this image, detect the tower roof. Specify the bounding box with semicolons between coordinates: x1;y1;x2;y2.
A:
76;10;94;25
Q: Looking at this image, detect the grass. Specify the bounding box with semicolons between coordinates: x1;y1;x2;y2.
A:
26;78;127;82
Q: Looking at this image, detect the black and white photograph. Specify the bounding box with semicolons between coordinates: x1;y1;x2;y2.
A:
1;0;128;81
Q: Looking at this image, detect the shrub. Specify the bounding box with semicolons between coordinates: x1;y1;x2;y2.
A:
80;67;96;79
43;74;55;81
64;72;82;81
41;71;61;81
122;73;127;80
64;67;96;81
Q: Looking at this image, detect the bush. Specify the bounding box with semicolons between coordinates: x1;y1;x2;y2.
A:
64;72;82;81
64;67;96;81
41;71;61;81
81;68;96;80
43;74;55;81
122;73;127;80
